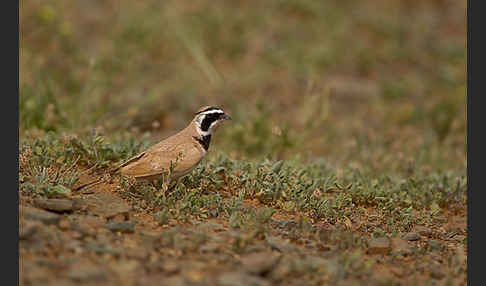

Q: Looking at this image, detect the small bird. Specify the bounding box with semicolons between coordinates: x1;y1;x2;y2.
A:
76;106;231;191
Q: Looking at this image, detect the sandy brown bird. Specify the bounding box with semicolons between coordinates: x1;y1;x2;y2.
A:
76;106;231;191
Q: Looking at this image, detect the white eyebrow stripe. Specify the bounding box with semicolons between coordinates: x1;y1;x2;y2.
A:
200;109;224;115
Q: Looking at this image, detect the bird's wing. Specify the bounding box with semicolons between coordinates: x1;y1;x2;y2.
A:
119;141;203;179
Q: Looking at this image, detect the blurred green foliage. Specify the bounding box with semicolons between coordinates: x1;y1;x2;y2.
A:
20;0;466;174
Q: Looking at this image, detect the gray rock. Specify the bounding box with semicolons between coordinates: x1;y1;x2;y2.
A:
84;192;131;219
265;236;296;253
34;198;73;212
403;232;420;241
105;221;135;233
240;252;281;276
272;219;297;230
413;225;434;237
200;242;221;253
196;222;226;232
268;260;292;281
367;237;391;255
85;242;123;255
429;264;445;279
67;262;107;282
110;260;140;278
19;221;38;240
165;276;190;286
427;240;442;252
391;238;413;256
452;234;466;242
217;272;270;286
20;206;60;225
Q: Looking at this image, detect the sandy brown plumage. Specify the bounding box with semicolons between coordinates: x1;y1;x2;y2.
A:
118;121;206;181
75;106;231;191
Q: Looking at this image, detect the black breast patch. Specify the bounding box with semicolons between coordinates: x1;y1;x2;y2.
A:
194;135;212;151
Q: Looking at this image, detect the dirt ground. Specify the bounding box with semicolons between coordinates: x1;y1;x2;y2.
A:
19;168;467;286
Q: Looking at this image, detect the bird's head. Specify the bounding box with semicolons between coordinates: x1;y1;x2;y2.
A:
193;106;232;136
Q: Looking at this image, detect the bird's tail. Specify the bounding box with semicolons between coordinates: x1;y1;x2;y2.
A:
74;155;135;192
74;177;104;191
74;166;121;191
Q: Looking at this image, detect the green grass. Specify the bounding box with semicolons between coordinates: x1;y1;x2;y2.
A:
19;132;466;232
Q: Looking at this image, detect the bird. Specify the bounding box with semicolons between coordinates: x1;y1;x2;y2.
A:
75;105;232;192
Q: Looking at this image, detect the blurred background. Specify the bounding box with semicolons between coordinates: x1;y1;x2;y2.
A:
19;0;466;175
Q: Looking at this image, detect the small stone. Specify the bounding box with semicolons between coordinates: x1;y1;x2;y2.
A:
268;260;292;281
125;247;149;260
165;276;189;286
69;230;84;240
111;213;127;222
110;260;140;278
105;221;135;233
34;198;73;213
427;240;442;252
265;236;296;253
85;242;123;255
183;269;205;283
413;225;433;237
217;272;270;286
67;262;107;282
84;193;131;219
71;222;96;237
71;197;87;211
367;237;391;255
434;216;448;223
200;242;221;253
20;206;60;225
59;218;71;230
196;222;226;232
429;264;445;279
82;215;106;229
391;238;413;257
19;221;38;240
240;252;281;276
389;266;405;278
403;232;420;241
272;220;297;231
452;234;466;242
161;261;180;274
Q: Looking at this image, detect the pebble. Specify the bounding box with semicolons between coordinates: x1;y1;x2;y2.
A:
265;236;296;253
161;261;181;274
19;221;39;240
427;240;442;252
403;232;420;241
84;193;131;219
429;264;445;279
58;218;71;230
105;221;135;233
452;234;466;242
34;198;73;213
20;206;60;225
240;252;281;276
217;272;270;286
391;238;413;257
412;225;434;237
196;222;226;232
367;237;391;255
67;262;107;282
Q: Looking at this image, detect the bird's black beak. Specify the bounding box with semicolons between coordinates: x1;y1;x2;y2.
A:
222;114;232;120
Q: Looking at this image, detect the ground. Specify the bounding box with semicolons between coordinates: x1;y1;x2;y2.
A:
18;136;466;286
